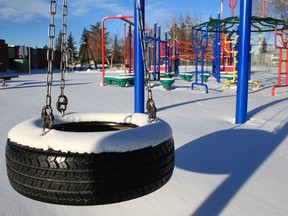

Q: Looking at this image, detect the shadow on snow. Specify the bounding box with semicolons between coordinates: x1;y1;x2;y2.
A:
176;104;288;215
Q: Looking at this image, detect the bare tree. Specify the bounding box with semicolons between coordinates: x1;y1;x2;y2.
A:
252;0;287;24
268;0;288;24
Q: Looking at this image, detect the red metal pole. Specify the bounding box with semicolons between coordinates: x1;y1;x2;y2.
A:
128;25;132;73
262;0;265;18
124;23;127;73
229;0;238;17
278;48;283;86
132;31;134;72
272;26;288;96
101;15;134;86
101;17;106;86
286;49;288;85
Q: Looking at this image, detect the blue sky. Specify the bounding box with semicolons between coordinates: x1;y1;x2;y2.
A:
0;0;239;49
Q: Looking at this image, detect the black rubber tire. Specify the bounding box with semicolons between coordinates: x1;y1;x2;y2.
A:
6;137;174;206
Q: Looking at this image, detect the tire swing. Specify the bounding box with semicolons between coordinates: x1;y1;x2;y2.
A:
5;0;174;206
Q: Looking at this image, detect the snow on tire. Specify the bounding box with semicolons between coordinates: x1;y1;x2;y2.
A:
6;113;175;205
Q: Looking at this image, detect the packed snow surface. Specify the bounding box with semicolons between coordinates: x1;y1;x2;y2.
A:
1;66;288;216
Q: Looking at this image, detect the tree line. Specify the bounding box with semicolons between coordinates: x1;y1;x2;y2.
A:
46;0;287;67
49;12;200;69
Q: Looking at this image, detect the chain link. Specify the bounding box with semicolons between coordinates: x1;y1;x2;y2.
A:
57;0;69;115
42;0;57;132
135;0;157;122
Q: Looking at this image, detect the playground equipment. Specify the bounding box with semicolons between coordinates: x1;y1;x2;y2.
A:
73;30;97;70
6;0;174;205
221;32;261;89
172;40;197;76
104;74;134;87
229;0;238;16
272;25;288;96
195;0;286;122
101;15;134;86
197;14;285;89
160;78;175;90
146;22;169;80
180;73;193;81
191;24;210;93
123;22;134;74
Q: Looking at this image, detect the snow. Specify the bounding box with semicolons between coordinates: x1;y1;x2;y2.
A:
8;113;172;153
1;66;288;216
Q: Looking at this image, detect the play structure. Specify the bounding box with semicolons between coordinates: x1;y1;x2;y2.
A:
146;22;169;80
272;25;288;96
6;0;174;206
190;0;286;94
101;17;177;90
5;4;288;206
73;30;97;70
101;15;134;86
187;0;287;122
83;0;287;98
191;24;210;93
221;30;261;89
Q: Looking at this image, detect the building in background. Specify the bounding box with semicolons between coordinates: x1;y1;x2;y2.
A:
0;39;60;73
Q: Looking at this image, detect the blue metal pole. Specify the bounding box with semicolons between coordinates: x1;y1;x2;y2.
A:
216;12;221;83
134;0;145;113
235;0;252;124
148;46;151;70
158;25;161;79
157;26;161;80
153;22;157;80
174;40;179;75
165;32;168;73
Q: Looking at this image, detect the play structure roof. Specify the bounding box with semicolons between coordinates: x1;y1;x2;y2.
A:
194;16;286;33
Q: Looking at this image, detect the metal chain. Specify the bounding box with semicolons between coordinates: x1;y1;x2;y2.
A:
135;0;157;122
41;0;57;132
56;0;68;115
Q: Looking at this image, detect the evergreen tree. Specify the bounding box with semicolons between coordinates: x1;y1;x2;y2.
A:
178;14;187;42
89;22;102;62
110;34;123;69
87;22;111;67
77;28;92;66
66;32;78;64
260;38;268;53
89;22;110;63
168;14;180;41
168;12;201;42
55;31;62;51
185;11;193;41
167;12;201;59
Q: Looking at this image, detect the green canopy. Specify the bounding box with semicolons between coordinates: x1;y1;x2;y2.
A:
193;16;286;33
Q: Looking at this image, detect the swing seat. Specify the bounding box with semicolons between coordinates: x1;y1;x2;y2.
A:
199;74;210;82
226;76;234;81
119;73;134;77
164;72;174;78
104;76;118;85
119;73;134;84
114;77;130;87
104;76;134;87
160;78;175;90
6;113;174;205
180;73;193;81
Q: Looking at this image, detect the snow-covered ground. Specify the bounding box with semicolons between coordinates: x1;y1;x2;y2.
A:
1;66;288;216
